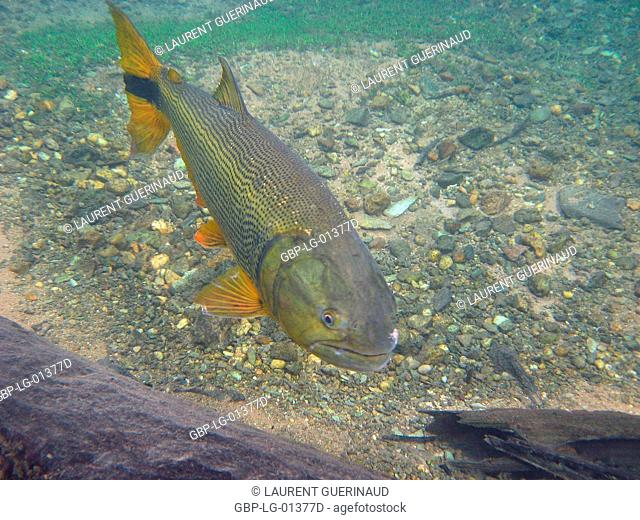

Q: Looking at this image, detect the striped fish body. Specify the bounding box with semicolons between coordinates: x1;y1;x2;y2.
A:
158;80;346;282
108;2;398;371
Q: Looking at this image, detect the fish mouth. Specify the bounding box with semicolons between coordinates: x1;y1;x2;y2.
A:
309;329;398;372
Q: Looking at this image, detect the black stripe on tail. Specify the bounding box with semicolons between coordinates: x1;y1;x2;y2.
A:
124;74;160;106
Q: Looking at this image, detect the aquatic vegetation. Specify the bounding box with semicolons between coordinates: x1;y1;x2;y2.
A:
4;0;520;94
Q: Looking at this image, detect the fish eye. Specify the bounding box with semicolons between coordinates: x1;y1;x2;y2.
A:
321;310;337;328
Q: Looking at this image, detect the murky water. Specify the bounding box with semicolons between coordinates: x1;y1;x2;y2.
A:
1;0;638;479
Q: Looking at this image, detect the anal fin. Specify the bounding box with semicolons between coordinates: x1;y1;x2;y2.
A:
195;219;227;248
195;266;267;318
195;192;206;208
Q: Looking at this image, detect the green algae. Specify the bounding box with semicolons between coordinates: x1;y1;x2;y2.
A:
2;0;518;96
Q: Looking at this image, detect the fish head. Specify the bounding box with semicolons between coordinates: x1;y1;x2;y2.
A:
260;231;397;371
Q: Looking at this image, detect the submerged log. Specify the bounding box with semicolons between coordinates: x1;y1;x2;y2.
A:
0;316;380;479
421;408;640;479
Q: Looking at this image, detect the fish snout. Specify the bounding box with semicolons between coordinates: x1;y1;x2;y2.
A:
391;328;399;348
363;327;399;356
307;327;399;371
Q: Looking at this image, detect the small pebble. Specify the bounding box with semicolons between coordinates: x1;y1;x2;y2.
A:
176;318;189;329
270;359;286;369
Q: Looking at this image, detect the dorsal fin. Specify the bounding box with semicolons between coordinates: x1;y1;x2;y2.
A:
214;57;249;115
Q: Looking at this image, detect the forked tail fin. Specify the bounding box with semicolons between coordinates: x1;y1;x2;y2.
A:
107;1;170;154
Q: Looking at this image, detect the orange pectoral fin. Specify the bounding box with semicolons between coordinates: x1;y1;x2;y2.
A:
195;219;227;248
195;266;267;318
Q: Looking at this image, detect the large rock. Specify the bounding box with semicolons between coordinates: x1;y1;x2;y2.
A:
0;317;381;479
557;186;625;230
458;127;495;150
